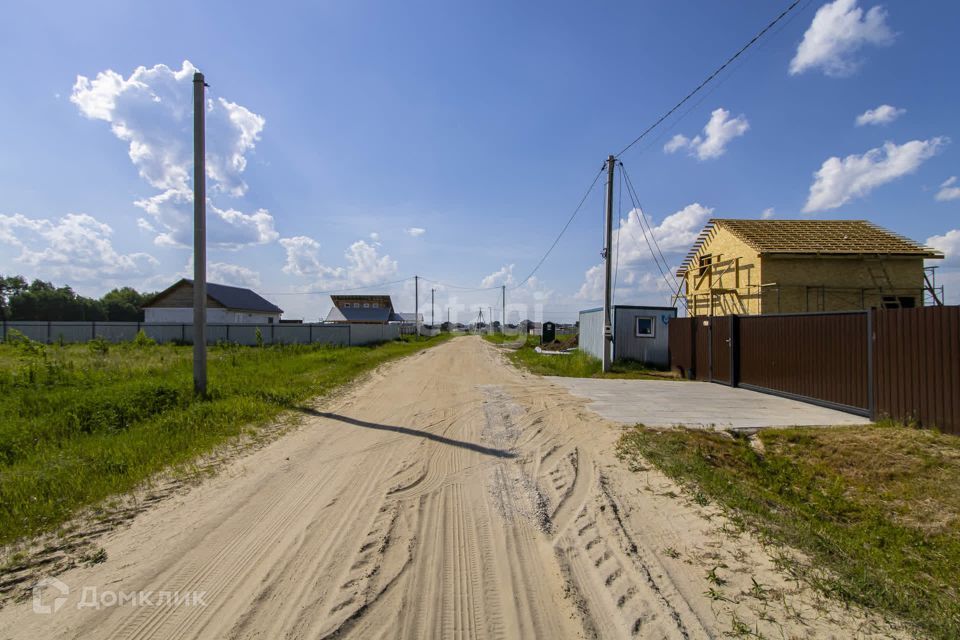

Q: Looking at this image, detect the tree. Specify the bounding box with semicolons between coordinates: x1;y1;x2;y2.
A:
101;287;152;321
0;275;28;320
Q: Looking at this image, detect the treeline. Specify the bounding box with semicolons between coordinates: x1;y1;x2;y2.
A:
0;275;155;322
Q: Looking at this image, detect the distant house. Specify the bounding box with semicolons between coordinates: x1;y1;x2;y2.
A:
324;294;403;324
678;219;944;316
143;279;283;324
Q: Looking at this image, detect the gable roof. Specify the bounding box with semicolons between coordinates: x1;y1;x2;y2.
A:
678;219;943;275
325;306;392;323
144;278;283;314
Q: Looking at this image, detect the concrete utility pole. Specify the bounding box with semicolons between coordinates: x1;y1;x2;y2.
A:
602;155;615;373
193;72;208;395
488;306;493;335
501;285;506;333
414;275;420;337
431;288;435;328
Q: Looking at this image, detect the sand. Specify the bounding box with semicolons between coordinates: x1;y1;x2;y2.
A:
0;337;908;639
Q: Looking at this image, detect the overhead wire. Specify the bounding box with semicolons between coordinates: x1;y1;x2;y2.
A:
511;166;605;290
619;164;689;311
264;276;412;296
614;0;802;158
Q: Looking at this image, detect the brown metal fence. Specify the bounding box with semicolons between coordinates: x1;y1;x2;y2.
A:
669;306;960;435
874;306;960;432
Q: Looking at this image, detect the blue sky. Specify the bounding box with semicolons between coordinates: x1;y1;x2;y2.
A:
1;0;958;322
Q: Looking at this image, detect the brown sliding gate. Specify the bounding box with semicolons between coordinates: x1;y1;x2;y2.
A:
669;306;960;435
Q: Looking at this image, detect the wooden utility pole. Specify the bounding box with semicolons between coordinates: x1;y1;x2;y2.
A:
193;72;208;395
602;155;615;373
414;275;420;337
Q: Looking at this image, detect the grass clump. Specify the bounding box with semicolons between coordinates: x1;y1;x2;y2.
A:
616;424;960;640
486;334;674;380
0;333;450;546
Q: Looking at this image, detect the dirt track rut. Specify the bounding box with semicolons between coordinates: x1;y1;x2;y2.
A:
1;337;907;639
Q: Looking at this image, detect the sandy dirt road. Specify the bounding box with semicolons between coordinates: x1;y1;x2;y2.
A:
1;337;905;639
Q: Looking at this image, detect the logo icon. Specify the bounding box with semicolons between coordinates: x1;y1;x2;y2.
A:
32;577;69;614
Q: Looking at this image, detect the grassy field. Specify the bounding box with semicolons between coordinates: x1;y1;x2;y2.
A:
617;423;960;640
484;334;675;379
0;332;449;547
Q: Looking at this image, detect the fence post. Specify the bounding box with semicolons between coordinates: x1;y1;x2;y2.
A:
867;307;876;421
271;324;275;345
181;324;186;343
91;320;96;340
309;324;313;344
48;321;52;344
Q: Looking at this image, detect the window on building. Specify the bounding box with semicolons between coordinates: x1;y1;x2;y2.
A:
635;316;655;338
363;303;370;308
883;296;916;309
371;302;379;308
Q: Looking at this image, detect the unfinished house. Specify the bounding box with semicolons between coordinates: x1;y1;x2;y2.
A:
677;219;944;316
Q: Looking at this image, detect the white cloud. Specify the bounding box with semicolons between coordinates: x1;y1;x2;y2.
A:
927;229;960;264
576;203;713;301
405;227;426;237
70;61;275;249
208;262;261;288
662;108;749;160
855;104;905;126
279;236;397;288
761;207;776;219
789;0;894;77
481;264;515;288
369;232;380;242
803;137;947;212
935;176;960;202
0;212;157;281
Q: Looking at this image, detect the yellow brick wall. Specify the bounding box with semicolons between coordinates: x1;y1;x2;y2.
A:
684;226;762;316
759;256;926;313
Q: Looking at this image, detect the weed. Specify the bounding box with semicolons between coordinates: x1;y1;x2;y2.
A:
0;334;450;546
617;424;960;640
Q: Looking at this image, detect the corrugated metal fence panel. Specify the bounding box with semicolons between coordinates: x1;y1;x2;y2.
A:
695;320;710;381
578;309;604;361
874;306;960;435
738;312;869;411
668;318;695;376
710;316;732;384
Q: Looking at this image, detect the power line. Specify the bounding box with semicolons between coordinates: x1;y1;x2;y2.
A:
615;0;802;158
264;276;412;296
511;166;605;291
418;277;501;292
619;165;688;311
621;166;680;291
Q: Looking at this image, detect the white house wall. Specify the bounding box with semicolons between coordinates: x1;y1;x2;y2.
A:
145;308;281;324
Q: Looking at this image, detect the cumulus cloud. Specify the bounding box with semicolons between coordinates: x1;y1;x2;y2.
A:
936;176;960;202
663;108;749;160
0;212;157;281
369;232;380;242
803;137;947;212
208;262;261;288
71;60;275;249
405;227;426;237
279;236;398;288
855;104;905;126
927;229;960;264
789;0;894;77
576;203;713;301
481;264;515;288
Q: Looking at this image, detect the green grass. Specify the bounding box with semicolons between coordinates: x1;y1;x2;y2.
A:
485;334;675;379
0;332;450;547
616;424;960;640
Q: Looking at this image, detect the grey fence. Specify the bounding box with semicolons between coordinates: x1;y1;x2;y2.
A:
0;321;400;347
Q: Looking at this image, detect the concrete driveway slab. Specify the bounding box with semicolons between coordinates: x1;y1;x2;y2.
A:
546;377;871;431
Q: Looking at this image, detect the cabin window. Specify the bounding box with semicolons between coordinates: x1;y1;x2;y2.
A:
635;316;655;338
883;296;916;309
363;303;370;308
371;303;379;308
